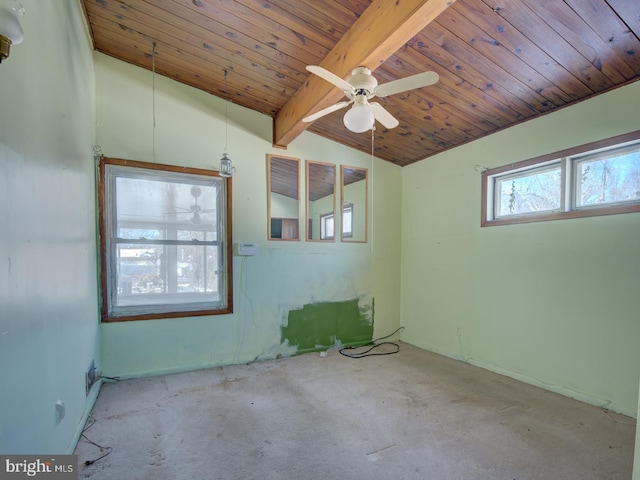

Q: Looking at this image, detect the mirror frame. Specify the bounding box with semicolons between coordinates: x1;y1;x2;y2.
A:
305;160;336;242
267;154;300;241
340;165;368;243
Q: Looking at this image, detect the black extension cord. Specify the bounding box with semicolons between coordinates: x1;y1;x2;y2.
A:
81;416;113;466
339;326;405;358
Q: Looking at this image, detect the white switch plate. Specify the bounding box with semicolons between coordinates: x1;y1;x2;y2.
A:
235;242;258;256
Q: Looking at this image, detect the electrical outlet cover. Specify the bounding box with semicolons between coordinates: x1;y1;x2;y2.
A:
85;360;97;395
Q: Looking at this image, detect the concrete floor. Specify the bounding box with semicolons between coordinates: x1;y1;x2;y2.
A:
75;343;635;479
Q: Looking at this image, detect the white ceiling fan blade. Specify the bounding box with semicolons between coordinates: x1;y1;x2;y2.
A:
369;102;399;129
306;65;355;95
302;100;352;123
374;71;439;98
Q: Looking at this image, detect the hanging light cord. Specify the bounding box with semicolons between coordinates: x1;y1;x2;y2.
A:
152;42;157;164
224;69;229;154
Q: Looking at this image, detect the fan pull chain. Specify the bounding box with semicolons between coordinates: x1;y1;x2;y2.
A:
370;126;375;253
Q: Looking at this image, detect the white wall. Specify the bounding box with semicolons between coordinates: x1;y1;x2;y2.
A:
0;0;99;453
401;81;640;417
95;53;403;377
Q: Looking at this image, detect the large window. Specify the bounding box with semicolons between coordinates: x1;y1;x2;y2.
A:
99;158;233;322
482;131;640;226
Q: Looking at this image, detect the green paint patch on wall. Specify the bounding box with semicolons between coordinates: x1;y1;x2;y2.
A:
281;298;373;355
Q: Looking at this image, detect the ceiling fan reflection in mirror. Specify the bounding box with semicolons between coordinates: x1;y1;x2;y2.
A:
166;185;213;226
302;65;439;133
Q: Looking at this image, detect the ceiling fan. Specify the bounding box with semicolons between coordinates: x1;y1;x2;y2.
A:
302;65;439;133
167;185;212;226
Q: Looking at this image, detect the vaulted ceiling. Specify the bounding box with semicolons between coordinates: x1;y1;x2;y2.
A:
81;0;640;167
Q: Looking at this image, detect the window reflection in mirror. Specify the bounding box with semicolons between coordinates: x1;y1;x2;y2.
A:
306;160;336;242
340;165;368;243
267;154;300;241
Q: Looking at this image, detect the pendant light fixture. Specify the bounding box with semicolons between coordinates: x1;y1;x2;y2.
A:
219;69;234;177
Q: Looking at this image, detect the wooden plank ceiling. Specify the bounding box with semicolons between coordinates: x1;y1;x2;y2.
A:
81;0;640;167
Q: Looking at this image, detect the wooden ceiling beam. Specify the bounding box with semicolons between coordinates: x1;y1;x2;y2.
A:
272;0;457;148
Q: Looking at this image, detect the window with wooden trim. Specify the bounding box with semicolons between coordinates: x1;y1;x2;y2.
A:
320;212;335;240
98;158;233;322
482;131;640;226
342;203;353;239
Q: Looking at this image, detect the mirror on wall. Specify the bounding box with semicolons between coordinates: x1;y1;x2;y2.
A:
340;166;368;243
267;154;300;241
306;160;336;242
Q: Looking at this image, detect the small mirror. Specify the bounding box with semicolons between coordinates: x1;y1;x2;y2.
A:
267;154;300;241
341;166;368;242
306;160;336;242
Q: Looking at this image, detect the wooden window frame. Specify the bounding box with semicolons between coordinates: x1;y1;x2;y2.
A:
481;131;640;227
98;157;233;322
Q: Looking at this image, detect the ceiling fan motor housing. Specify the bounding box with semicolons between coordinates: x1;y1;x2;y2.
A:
348;67;377;96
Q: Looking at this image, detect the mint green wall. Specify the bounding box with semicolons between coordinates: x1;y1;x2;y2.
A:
343;179;367;241
95;53;403;378
401;81;640;417
270;192;298;219
635;380;640;480
0;0;99;453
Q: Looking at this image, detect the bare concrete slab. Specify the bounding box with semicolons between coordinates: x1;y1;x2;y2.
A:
75;343;635;479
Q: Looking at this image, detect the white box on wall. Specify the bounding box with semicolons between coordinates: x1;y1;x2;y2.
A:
234;242;258;256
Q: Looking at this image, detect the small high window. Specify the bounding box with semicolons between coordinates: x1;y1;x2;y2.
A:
494;163;562;219
482;131;640;226
342;203;353;238
98;158;233;322
320;212;334;240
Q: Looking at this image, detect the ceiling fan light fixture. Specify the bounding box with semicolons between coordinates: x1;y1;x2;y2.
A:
191;215;202;226
343;97;374;133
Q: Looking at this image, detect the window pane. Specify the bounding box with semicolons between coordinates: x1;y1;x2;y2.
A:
343;204;353;237
326;218;334;238
116;178;218;238
117;244;162;298
175;244;219;294
119;228;163;240
495;166;561;217
320;213;334;240
115;243;220;308
575;147;640;207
